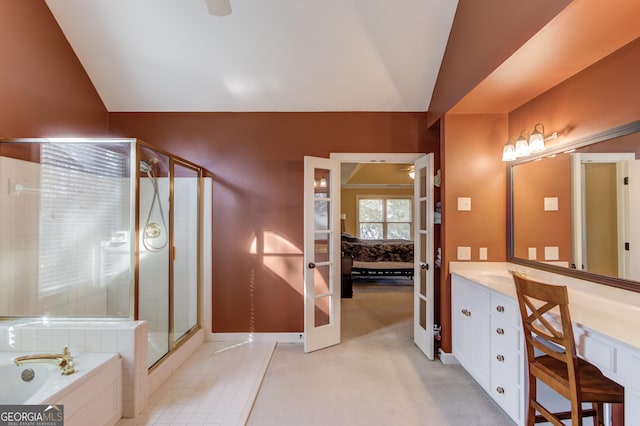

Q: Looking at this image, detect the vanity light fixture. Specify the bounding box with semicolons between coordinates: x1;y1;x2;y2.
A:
528;123;546;154
515;130;531;158
501;136;517;162
502;123;562;161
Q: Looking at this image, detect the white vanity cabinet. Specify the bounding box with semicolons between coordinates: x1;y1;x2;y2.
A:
450;263;640;426
604;334;640;425
452;274;523;424
451;276;491;390
489;291;523;422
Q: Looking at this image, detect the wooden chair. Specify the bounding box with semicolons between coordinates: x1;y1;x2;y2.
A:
512;272;624;426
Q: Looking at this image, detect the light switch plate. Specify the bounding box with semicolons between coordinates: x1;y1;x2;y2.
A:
457;197;471;211
544;246;559;261
457;246;471;260
544;197;559;211
479;247;487;260
528;247;537;260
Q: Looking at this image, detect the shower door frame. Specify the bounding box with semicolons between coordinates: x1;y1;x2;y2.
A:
135;140;204;369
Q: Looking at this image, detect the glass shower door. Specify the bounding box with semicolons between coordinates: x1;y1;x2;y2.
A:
137;147;170;367
172;161;200;343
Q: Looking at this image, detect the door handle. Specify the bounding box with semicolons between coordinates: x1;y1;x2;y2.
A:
308;262;316;269
420;263;429;270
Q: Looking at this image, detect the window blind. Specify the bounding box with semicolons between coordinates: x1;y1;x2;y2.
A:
38;143;128;296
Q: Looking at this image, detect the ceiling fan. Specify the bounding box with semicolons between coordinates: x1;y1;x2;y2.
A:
205;0;232;16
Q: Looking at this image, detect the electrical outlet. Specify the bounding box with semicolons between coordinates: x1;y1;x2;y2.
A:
479;247;487;260
457;246;471;260
528;247;537;260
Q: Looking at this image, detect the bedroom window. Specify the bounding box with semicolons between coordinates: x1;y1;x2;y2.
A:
357;197;412;240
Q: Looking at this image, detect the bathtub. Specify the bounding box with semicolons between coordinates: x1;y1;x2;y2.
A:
0;352;122;426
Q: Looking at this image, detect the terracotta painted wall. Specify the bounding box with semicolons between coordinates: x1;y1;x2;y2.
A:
428;0;571;124
508;37;640;147
0;1;108;137
109;112;434;332
512;155;571;263
439;113;508;351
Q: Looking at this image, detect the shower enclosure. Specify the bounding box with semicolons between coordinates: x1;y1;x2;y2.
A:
0;138;206;368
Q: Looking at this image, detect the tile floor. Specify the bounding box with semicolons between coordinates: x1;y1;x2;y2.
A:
116;283;512;425
116;340;275;425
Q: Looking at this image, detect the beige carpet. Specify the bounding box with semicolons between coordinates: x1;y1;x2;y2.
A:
247;284;514;425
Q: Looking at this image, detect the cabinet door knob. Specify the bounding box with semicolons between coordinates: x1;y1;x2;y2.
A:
496;386;505;394
461;309;471;317
496;328;504;335
496;354;505;362
308;262;316;269
496;305;505;313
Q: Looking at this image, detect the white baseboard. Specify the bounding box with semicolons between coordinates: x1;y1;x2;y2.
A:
207;332;304;343
438;349;459;365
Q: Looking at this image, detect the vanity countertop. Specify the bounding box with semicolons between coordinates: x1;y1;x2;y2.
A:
449;262;640;350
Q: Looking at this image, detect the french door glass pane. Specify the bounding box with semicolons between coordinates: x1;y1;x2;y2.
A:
314;295;331;327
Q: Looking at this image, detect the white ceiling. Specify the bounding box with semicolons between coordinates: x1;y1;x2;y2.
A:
45;0;458;113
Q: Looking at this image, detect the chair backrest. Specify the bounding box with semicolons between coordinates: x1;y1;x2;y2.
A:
512;272;580;377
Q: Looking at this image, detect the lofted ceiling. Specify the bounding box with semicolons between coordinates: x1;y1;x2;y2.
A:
44;0;458;113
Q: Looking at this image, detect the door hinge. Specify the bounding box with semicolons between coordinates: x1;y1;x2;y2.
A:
624;176;629;185
625;242;630;251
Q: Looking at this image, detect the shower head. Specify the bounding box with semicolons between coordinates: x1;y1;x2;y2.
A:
139;158;159;173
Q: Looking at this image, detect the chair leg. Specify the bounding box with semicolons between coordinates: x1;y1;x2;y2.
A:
570;396;583;426
592;402;604;426
527;375;537;426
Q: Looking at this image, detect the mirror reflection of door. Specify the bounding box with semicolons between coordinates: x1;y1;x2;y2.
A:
583;162;618;276
571;153;637;279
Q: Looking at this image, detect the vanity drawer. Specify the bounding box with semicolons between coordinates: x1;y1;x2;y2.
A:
490;369;520;423
492;340;520;384
491;293;519;326
491;316;519;351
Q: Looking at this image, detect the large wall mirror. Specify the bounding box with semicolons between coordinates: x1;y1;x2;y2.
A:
508;120;640;292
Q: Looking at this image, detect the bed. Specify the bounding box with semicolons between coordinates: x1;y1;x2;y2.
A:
341;233;414;279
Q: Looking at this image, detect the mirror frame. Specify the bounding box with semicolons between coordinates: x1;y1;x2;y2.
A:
507;119;640;293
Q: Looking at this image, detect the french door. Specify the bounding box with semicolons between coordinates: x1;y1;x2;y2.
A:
413;154;435;360
303;156;341;352
303;153;434;358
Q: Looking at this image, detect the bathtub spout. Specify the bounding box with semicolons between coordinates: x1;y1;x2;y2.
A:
13;347;75;375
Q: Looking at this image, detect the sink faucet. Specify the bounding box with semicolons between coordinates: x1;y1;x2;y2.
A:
14;347;75;375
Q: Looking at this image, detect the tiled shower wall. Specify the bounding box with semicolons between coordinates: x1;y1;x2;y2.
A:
0;156;131;317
